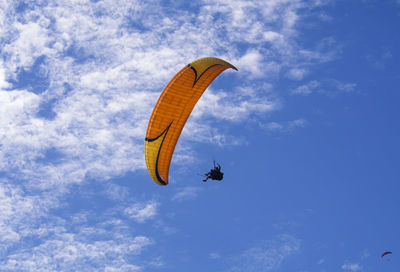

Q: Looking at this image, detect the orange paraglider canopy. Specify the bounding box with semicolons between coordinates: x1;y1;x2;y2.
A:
144;57;237;185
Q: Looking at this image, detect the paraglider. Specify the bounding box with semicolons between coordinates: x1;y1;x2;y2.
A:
144;57;237;185
202;161;224;182
381;251;392;258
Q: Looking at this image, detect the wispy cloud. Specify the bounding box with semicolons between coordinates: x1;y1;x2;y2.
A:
286;68;309;81
0;0;336;267
292;80;320;95
210;252;222;259
0;178;161;269
291;79;356;96
0;0;334;187
360;249;370;260
1;216;154;271
171;186;202;202
341;263;362;272
229;234;301;272
0;61;11;89
192;86;280;122
104;183;130;202
366;49;393;70
124;201;159;223
262;118;307;132
333;80;357;93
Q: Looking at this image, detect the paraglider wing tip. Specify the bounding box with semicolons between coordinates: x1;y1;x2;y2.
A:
189;57;238;72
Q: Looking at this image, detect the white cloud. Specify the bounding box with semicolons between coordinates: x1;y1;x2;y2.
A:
266;121;284;131
1;220;153;271
180;84;280;146
236;50;278;78
341;263;362;272
229;234;301;272
192;86;279;123
334;81;357;93
0;181;59;245
289;118;307;128
0;61;11;89
263;118;307;132
360;249;370;259
292;80;320;95
0;0;333;189
0;0;336;267
292;79;356;96
210;252;221;259
0;183;158;270
104;183;129;202
287;68;308;80
171;186;202;202
124;202;159;223
4;21;53;73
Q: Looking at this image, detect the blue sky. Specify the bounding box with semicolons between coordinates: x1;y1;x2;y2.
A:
0;0;399;271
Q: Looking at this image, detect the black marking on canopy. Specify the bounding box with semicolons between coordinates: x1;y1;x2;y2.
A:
188;64;221;88
145;121;172;142
146;121;173;185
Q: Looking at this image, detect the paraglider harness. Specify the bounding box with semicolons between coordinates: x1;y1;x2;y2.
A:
203;161;224;182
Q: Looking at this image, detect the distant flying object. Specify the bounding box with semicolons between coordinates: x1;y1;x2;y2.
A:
381;251;392;258
144;57;237;185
